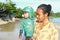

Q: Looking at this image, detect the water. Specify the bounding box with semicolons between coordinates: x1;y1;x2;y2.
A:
0;22;15;32
0;20;21;40
50;18;60;23
0;18;60;40
34;18;60;23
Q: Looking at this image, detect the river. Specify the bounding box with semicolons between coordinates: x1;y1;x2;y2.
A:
0;20;21;40
0;18;60;40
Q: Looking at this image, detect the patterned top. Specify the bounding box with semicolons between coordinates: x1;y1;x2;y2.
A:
20;18;34;38
33;22;58;40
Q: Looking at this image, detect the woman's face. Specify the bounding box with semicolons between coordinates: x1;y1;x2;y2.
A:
23;12;29;18
36;8;45;22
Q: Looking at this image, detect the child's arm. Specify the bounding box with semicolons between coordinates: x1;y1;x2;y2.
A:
19;21;24;38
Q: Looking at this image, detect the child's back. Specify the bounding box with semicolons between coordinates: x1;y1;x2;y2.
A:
19;7;34;39
21;18;34;38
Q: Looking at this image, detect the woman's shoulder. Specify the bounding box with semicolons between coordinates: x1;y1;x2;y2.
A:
49;22;56;28
49;22;58;32
34;21;40;28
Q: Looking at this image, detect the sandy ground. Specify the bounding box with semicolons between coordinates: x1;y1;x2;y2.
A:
0;22;60;40
0;19;8;25
0;18;17;25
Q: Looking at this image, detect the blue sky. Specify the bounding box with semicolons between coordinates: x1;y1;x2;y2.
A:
0;0;60;13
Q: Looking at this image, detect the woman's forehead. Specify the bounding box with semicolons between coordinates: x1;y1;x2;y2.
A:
37;8;43;11
36;8;43;14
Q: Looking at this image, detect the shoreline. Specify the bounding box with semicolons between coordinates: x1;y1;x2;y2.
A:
0;18;21;25
0;19;8;25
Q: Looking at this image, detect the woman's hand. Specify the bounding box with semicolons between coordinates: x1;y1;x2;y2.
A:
26;38;33;40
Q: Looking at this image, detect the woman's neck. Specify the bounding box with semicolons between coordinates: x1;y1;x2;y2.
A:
40;18;50;28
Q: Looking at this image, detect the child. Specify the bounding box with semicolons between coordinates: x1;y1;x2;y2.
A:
19;7;34;40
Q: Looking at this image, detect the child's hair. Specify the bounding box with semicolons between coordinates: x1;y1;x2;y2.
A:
38;4;52;16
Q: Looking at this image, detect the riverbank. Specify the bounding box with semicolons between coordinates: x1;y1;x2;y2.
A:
0;18;21;25
0;19;8;25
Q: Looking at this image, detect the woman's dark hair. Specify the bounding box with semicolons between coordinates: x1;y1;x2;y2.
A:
38;4;52;16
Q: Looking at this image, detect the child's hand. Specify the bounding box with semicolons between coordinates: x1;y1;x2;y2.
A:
19;34;22;39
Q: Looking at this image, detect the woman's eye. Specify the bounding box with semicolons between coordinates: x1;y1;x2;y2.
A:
36;13;38;15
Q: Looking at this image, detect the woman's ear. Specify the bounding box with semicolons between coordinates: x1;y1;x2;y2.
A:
45;13;48;17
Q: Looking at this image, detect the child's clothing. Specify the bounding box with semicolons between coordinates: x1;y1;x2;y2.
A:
19;7;34;38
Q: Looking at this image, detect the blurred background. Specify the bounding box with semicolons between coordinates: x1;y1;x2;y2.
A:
0;0;60;40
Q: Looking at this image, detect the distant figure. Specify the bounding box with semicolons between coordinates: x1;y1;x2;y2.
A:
33;4;58;40
19;7;34;40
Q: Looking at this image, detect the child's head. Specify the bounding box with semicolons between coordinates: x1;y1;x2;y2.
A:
23;12;29;18
22;6;34;19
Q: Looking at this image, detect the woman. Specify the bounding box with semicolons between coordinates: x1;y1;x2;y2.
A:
33;4;58;40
